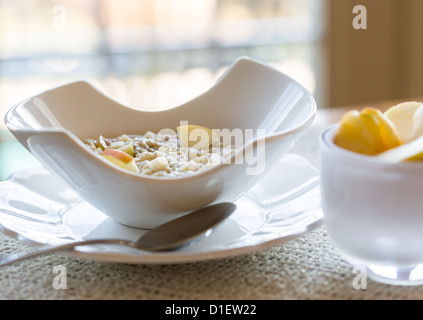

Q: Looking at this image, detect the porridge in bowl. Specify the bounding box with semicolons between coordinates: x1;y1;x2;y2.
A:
84;124;238;177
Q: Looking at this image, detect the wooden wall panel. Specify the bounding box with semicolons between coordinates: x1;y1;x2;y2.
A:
327;0;423;108
409;0;423;98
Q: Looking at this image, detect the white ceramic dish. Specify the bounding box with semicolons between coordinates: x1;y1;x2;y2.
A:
0;154;322;264
4;57;316;228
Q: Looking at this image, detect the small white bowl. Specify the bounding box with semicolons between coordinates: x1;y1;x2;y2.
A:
320;125;423;285
5;57;316;228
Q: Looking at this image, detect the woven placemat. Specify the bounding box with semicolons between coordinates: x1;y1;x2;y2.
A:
1;225;422;300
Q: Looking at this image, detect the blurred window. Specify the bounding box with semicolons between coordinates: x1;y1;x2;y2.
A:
0;0;323;126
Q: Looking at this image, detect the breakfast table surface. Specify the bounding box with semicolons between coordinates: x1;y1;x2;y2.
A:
1;99;423;301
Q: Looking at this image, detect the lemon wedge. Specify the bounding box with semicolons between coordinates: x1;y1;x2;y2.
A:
385;101;423;143
334;108;401;155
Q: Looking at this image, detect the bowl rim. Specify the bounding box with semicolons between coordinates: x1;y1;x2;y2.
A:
321;124;423;169
5;57;317;182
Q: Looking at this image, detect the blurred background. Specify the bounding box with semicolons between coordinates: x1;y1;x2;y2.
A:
0;0;422;178
0;0;323;121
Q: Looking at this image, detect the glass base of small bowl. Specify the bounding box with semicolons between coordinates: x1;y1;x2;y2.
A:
365;264;423;286
341;251;423;286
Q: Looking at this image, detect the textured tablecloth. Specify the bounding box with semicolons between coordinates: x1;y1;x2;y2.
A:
2;225;423;300
1;114;423;300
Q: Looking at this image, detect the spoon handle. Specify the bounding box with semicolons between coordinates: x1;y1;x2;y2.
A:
0;239;139;267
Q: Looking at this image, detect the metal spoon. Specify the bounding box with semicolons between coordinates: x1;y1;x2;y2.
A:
0;202;236;267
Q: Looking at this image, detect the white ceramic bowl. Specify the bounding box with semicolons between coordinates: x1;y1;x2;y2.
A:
5;57;316;228
320;125;423;285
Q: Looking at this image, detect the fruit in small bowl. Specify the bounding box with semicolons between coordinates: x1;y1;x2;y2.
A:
333;101;423;162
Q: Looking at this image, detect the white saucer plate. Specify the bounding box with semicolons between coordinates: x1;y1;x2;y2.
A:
0;154;322;264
